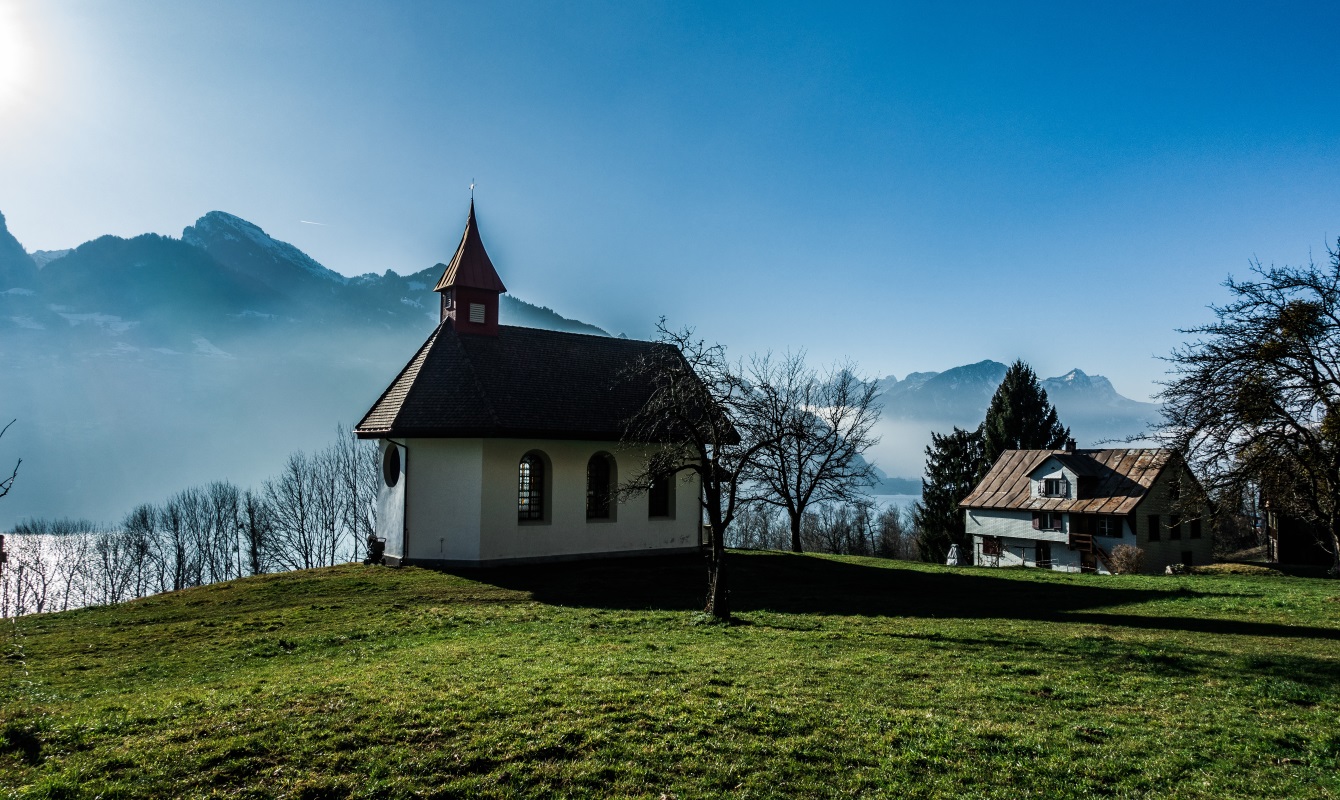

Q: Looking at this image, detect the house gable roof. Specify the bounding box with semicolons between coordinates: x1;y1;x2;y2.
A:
1028;452;1107;479
961;448;1174;515
355;323;673;440
433;201;507;294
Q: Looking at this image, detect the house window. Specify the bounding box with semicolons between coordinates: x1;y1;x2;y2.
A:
1190;518;1202;539
1169;514;1182;540
648;474;672;518
1147;514;1161;541
982;536;1001;556
586;453;615;520
1032;511;1062;531
1097;516;1121;537
469;303;486;324
1041;477;1067;498
518;453;545;521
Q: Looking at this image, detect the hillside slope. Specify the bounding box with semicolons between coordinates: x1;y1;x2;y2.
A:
2;553;1338;798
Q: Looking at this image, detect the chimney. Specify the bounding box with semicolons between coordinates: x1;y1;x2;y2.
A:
1064;438;1076;453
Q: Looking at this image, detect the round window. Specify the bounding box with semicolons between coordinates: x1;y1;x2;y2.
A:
383;445;401;488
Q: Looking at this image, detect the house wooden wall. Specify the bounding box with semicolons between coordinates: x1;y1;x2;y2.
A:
1131;464;1213;573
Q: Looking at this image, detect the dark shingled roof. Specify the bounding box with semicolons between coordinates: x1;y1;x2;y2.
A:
960;448;1174;515
355;323;674;440
433;201;507;293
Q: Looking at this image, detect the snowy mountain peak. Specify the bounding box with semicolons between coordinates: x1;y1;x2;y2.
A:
30;249;73;268
183;211;347;285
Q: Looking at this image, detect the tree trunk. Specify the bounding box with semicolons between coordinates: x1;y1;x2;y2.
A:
789;511;804;553
705;530;730;619
1329;517;1340;577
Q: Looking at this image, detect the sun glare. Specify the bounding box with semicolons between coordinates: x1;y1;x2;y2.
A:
0;3;35;114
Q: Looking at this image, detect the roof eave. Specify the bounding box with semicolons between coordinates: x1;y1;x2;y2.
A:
353;427;635;442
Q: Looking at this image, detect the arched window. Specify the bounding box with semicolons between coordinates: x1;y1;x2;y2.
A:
648;473;673;519
586;453;615;520
518;453;545;521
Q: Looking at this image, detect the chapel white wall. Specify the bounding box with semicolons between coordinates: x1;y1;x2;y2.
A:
401;438;485;562
388;438;699;564
374;440;407;560
476;439;699;561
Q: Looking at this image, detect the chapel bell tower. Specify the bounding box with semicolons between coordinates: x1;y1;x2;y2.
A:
434;200;506;336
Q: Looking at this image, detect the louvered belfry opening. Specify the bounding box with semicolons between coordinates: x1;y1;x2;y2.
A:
434;200;507;336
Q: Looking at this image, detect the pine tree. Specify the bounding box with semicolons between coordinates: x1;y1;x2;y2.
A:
979;360;1070;478
913;426;983;563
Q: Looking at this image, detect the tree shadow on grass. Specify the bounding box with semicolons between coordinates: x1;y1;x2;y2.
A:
443;550;1340;643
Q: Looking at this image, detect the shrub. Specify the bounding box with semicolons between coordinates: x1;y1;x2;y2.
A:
1109;544;1146;575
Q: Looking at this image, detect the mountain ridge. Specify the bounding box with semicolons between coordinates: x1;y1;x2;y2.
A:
1;209;1153;523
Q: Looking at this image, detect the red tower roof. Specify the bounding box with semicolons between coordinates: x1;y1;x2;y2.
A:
433;201;507;293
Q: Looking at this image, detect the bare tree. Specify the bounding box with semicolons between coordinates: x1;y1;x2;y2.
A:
801;500;878;556
727;503;788;550
89;525;137;606
7;528;54;615
0;419;18;501
748;356;881;552
621;323;789;620
199;481;241;583
50;524;92;611
875;505;916;560
160;491;196;591
1159;245;1340;573
311;447;346;566
265;451;323;570
334;424;378;562
121;503;164;598
6;518;103;615
240;489;272;576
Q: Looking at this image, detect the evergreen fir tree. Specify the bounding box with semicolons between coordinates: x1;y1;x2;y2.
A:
979;359;1070;478
913;426;983;563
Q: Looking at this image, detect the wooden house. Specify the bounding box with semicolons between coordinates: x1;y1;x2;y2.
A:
959;445;1212;574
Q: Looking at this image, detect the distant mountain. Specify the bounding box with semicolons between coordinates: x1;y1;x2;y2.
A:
183;210;349;287
0;210;608;527
0;208;1158;522
0;211;36;287
877;360;1008;420
30;249;72;268
867;360;1160;488
877;361;1157;435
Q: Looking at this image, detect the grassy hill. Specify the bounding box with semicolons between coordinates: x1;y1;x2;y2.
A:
2;552;1338;799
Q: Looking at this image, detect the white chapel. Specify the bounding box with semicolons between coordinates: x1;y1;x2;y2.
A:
354;203;702;566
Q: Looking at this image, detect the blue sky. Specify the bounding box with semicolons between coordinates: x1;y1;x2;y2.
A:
2;0;1338;400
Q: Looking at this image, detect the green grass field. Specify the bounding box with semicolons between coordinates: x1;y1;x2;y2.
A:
2;552;1338;799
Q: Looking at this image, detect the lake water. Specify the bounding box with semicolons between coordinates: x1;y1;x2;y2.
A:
873;494;921;513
